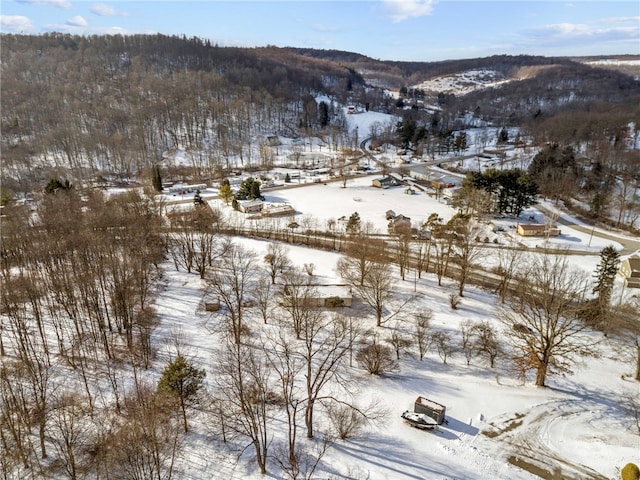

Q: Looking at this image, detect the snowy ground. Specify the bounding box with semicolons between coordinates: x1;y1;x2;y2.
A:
147;110;640;478
151;234;639;480
157;163;639;479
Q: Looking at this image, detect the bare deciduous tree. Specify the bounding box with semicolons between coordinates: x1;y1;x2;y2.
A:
299;313;354;439
347;262;394;327
356;339;398;375
280;269;320;340
448;214;484;297
209;243;258;345
472;321;501;368
47;392;94;480
264;242;291;285
336;223;386;287
460;320;475;366
432;330;455;364
414;311;432;361
386;322;412;360
101;385;182;480
215;341;272;474
256;275;274;324
494;241;526;303
500;254;596;387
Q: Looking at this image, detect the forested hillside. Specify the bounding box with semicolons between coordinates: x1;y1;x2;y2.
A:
1;33;639;203
1;34;640;480
0;34;373;192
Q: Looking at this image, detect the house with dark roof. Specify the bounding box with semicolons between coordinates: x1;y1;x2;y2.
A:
388;214;411;234
372;175;400;188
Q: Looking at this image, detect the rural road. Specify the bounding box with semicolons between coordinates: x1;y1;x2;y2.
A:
534;203;640;256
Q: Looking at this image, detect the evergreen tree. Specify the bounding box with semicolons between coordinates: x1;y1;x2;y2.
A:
44;178;73;195
158;355;206;432
466;168;537;216
193;189;205;206
284;173;291;183
453;132;468;154
219;179;234;205
592;245;620;323
250;179;262;200
151;165;163;192
346;211;361;234
236;177;262;200
497;127;509;144
318;101;329;127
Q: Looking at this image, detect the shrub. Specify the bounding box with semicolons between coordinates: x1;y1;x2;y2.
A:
449;293;461;310
326;403;366;439
356;342;398;375
622;463;640;480
325;296;344;308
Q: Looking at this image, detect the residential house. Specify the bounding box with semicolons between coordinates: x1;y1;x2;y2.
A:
237;199;264;214
516;223;561;237
388;214;411;234
265;135;280;146
620;255;640;289
372;175;400;188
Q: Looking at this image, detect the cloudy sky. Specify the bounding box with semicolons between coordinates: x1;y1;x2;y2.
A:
1;0;638;61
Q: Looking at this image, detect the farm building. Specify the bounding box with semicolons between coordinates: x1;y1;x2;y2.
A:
516;223;561;237
414;396;446;425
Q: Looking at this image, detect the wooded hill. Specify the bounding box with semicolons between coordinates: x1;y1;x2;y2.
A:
1;33;639;194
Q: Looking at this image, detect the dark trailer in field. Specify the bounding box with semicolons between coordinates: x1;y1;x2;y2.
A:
414;396;446;425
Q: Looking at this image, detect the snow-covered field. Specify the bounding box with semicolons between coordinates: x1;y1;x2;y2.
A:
156;147;640;478
151;232;639;480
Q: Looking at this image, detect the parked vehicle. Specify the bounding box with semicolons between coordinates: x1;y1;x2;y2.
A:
401;410;438;430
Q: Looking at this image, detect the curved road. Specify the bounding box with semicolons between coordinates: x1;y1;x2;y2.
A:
534;204;640;256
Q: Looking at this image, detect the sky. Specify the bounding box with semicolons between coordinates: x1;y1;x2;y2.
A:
1;0;639;62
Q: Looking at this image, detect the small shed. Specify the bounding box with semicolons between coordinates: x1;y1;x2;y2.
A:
414;396;446;425
205;301;221;312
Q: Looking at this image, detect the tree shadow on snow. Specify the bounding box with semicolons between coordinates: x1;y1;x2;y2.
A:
327;433;467;480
